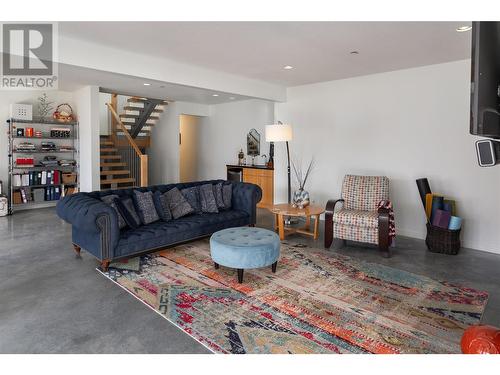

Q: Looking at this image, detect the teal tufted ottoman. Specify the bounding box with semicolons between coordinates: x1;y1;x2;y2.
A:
210;226;280;283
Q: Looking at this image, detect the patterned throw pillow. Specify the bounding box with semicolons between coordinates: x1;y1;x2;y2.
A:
200;184;219;213
222;183;232;209
181;186;202;213
101;194;126;229
133;190;160;225
153;190;172;222
115;197;142;229
213;182;225;209
165;187;195;219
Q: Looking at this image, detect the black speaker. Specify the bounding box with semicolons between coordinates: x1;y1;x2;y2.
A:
475;139;500;167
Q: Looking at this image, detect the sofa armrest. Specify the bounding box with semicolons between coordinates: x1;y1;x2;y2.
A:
56;193;120;260
324;198;344;248
231;182;262;225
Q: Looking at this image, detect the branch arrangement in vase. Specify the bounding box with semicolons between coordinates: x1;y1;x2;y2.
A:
291;157;315;208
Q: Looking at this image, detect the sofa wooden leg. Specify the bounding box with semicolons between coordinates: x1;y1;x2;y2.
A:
248;224;255;227
237;269;244;283
271;261;277;273
100;260;110;272
214;262;219;269
73;243;81;258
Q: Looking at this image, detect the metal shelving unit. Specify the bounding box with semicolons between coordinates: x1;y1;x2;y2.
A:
7;118;79;214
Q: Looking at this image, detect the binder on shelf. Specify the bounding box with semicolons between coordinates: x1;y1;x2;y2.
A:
41;171;47;185
13;174;21;187
54;186;61;200
37;172;42;186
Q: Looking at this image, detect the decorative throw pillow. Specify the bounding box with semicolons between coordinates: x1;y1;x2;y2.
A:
133;190;160;225
213;182;225;209
165;187;195;219
181;186;202;213
115;197;142;229
101;194;126;229
199;184;219;213
222;183;232;209
153;191;172;222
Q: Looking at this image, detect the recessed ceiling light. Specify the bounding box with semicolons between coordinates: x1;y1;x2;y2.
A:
229;97;235;100
143;83;151;86
212;94;219;97
159;85;165;88
283;65;294;70
350;51;359;55
456;25;472;32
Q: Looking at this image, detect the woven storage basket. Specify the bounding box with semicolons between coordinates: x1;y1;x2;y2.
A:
425;223;461;255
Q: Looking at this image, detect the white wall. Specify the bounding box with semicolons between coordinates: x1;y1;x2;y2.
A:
149;101;210;185
74;86;100;192
0;90;75;187
98;92;111;135
275;59;500;254
198;99;275;181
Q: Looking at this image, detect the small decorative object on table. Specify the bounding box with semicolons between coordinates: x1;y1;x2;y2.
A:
238;149;244;165
291;157;314;209
53;103;75;123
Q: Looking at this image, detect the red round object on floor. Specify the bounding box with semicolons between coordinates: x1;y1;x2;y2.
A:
461;325;500;354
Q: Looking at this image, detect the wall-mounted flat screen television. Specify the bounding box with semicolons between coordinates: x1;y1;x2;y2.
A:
470;22;500;138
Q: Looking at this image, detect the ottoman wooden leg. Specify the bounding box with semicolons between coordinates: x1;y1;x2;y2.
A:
237;269;244;283
271;261;277;273
214;262;219;269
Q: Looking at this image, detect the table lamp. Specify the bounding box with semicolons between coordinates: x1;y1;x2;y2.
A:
265;122;293;204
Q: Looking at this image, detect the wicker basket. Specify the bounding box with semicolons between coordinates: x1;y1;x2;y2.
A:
62;172;77;184
425;223;461;255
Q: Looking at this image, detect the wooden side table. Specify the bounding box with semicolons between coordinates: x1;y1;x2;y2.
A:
269;203;324;240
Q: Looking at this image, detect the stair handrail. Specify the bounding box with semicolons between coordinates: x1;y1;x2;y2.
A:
106;102;143;156
106;102;148;187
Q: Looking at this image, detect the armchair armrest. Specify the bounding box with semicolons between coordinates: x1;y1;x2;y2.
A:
56;193;120;260
377;204;391;257
324;199;344;248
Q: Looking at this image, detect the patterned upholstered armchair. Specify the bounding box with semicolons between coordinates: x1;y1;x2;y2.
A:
324;175;392;257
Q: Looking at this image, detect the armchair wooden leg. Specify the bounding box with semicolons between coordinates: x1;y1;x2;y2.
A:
73;243;81;258
324;211;334;248
378;210;391;258
100;260;111;272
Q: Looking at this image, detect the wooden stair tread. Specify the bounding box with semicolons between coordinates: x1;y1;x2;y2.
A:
128;97;169;104
120;114;160;120
100;141;114;146
100;148;118;152
100;155;121;160
100;177;135;184
101;162;127;167
100;170;130;176
123;106;163;113
121;121;156;126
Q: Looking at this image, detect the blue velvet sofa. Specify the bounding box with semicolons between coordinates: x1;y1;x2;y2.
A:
56;180;262;270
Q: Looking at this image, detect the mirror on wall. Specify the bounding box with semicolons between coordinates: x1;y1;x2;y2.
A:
247;129;260;156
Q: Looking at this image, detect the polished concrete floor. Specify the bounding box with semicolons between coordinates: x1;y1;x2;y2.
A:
1;207;499;353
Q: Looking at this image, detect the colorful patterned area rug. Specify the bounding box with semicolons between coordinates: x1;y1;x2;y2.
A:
98;240;488;354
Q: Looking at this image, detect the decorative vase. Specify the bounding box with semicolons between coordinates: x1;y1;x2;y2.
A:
292;188;310;209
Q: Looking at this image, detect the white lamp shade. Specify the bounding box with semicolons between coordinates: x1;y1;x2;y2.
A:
265;124;293;142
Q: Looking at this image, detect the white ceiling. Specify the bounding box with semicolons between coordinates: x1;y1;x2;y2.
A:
58;64;252;104
60;21;472;87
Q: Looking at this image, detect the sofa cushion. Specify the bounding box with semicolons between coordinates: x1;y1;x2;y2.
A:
165;187;195;219
200;183;218;213
115;197;142;229
222;183;232;209
213;182;225;209
181;186;202;213
153;190;172;222
115;209;250;257
101;194;126;229
333;209;379;228
133;190;160;225
341;175;389;211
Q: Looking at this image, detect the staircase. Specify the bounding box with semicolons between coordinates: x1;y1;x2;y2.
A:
100;95;169;190
100;137;136;189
